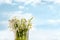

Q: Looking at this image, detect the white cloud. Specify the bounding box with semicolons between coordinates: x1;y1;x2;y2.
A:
53;0;60;4
0;0;12;4
29;28;60;40
43;0;60;4
18;6;24;9
3;11;33;20
9;13;33;21
43;0;53;2
0;29;14;40
48;19;57;24
14;0;26;3
14;0;41;6
48;19;60;24
35;19;60;26
0;0;41;6
4;0;12;4
34;20;45;25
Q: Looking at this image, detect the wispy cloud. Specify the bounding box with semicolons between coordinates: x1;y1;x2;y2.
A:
14;0;41;6
43;0;60;4
0;0;41;7
18;6;25;9
15;0;41;5
6;11;33;20
48;19;60;24
0;0;12;4
29;27;60;40
35;19;60;26
0;29;14;40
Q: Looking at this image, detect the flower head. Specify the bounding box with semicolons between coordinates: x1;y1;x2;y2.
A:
9;16;33;32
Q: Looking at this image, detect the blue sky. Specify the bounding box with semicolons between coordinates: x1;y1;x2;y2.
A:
0;0;60;40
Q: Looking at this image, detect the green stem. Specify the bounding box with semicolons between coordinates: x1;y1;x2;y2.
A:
15;30;28;40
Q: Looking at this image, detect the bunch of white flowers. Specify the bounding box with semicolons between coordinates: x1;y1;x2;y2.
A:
9;16;33;33
9;16;33;40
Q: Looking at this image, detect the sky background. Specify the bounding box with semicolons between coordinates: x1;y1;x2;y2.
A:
0;0;60;40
